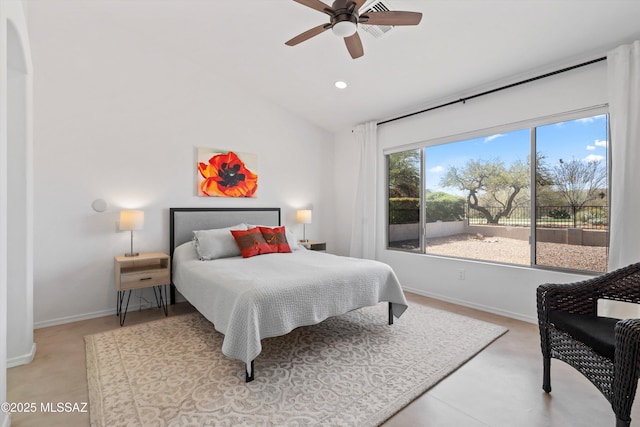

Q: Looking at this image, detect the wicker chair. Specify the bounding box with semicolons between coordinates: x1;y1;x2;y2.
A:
537;262;640;427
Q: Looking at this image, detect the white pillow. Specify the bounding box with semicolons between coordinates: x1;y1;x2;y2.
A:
285;229;302;251
193;223;248;260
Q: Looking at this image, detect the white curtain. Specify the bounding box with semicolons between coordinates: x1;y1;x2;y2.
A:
607;40;640;270
349;121;377;259
600;40;640;318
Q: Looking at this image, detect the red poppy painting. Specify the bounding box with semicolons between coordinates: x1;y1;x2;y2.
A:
197;148;258;197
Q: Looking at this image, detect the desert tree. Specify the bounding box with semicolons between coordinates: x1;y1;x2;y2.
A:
440;158;529;224
551;157;607;210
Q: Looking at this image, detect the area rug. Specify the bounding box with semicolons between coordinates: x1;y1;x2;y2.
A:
85;303;507;427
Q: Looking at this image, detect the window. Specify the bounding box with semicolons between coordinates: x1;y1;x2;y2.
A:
535;115;608;272
386;110;609;273
387;149;421;253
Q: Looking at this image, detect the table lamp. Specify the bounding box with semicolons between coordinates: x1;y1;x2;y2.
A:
296;209;312;242
119;210;144;257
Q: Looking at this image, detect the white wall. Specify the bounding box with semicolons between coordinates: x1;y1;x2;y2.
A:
2;0;33;423
334;61;612;323
332;129;359;257
0;5;8;423
27;2;334;327
7;60;34;368
7;47;35;369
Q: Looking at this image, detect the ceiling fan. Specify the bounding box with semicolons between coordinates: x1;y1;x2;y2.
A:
285;0;423;59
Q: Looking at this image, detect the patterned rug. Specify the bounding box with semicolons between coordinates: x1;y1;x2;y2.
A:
85;303;507;426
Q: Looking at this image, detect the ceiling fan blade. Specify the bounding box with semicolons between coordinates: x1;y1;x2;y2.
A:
359;11;423;26
344;32;364;59
285;23;332;46
292;0;334;16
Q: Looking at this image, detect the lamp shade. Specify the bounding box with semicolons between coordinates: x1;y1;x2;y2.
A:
296;209;312;224
119;210;144;231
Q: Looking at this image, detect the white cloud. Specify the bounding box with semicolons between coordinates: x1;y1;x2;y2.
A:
585;139;607;152
429;166;444;173
576;114;606;124
595;139;607;148
584;154;604;162
484;134;504;143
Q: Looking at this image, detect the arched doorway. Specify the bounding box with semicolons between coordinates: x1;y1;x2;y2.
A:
6;14;34;367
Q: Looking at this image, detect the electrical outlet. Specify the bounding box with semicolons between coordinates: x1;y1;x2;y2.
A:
457;269;465;280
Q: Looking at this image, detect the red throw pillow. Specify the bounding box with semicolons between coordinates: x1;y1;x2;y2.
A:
231;227;275;258
259;226;292;253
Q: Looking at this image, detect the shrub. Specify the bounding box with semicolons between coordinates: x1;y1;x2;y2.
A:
548;208;571;219
389;198;419;224
425;192;466;223
580;207;608;226
389;193;466;224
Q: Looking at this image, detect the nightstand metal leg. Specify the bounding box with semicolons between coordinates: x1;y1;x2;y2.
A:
117;290;127;316
152;285;168;316
118;290;132;326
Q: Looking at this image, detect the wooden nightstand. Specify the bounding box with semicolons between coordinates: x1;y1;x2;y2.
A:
114;252;170;326
300;240;326;251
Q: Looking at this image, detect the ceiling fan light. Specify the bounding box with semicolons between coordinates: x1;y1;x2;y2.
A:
332;21;357;38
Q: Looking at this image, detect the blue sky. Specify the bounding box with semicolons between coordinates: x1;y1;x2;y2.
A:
424;114;608;194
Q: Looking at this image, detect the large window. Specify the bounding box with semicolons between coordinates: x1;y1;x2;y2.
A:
387;110;609;273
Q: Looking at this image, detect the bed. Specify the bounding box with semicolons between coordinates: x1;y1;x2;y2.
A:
169;207;408;381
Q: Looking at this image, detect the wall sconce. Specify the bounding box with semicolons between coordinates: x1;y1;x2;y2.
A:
296;209;312;242
119;210;144;257
91;198;108;212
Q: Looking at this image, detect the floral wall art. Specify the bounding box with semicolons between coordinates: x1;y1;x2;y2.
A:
197;148;258;197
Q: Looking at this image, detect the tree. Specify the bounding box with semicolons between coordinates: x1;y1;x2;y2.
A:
440;158;529;224
551;158;607;210
388;150;420;198
535;152;554;188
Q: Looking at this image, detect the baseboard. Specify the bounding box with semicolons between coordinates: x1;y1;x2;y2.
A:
7;342;36;368
34;302;151;329
403;286;537;324
0;412;10;427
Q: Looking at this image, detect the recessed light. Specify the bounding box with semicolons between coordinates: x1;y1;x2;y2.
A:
334;81;348;89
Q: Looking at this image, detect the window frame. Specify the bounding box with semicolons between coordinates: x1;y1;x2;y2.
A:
384;105;610;274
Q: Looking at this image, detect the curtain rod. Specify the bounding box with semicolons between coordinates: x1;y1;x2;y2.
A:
377;56;607;126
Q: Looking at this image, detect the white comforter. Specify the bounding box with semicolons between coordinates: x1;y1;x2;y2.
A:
172;242;408;374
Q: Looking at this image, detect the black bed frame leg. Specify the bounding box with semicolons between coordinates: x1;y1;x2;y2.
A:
245;360;255;383
388;302;393;325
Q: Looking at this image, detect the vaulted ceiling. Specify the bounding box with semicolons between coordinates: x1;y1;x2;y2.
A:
30;0;640;132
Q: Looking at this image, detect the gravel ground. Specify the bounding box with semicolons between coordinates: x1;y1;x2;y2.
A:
393;233;607;272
